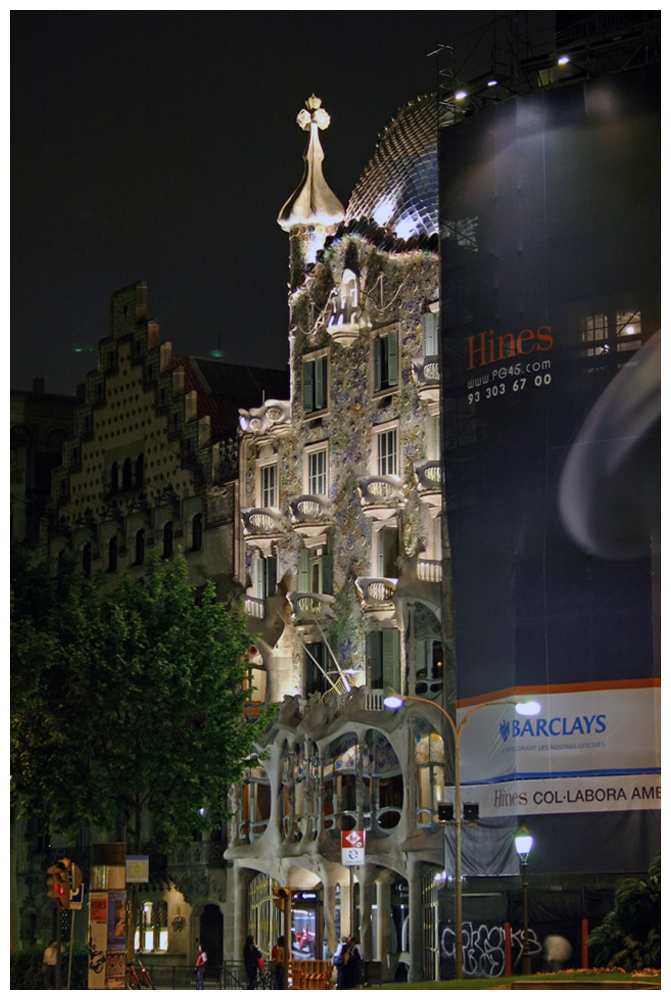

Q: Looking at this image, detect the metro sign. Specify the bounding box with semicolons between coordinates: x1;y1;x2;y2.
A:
341;830;365;867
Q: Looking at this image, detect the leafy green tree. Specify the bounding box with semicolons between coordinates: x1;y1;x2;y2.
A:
11;547;263;855
588;855;661;970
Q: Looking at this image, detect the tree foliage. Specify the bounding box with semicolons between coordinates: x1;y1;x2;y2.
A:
587;855;661;970
11;547;263;854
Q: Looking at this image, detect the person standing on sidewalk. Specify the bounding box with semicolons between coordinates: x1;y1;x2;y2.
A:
195;944;208;989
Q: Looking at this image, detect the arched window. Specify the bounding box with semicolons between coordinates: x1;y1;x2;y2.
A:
414;721;445;828
240;767;270;844
364;729;403;832
411;603;443;701
323;733;358;835
280;740;321;842
136;453;145;489
323;731;402;838
110;462;119;495
82;542;92;578
134;900;168;953
281;740;301;843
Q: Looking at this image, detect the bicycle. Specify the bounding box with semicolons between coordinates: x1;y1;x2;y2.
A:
125;960;155;989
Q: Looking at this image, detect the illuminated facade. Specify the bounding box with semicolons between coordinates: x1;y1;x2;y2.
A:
227;93;449;982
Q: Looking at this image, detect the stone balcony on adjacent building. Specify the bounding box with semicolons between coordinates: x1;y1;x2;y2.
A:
288;591;336;624
288;494;333;542
412;355;441;402
355;577;398;619
357;476;404;521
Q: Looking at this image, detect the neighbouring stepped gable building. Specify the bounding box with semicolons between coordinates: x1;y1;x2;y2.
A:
12;279;289;968
44;281;288;597
226;93;451;982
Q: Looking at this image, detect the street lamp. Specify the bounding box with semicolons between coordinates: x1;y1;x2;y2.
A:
515;821;534;975
383;689;540;981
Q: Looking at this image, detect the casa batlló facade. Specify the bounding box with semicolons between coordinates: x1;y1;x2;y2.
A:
227;93;450;981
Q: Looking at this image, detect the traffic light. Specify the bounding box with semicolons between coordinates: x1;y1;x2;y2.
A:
273;886;289;911
437;803;454;822
46;859;71;908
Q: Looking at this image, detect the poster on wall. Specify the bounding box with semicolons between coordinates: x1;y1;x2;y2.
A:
439;63;660;850
106;889;127;988
88;892;108;990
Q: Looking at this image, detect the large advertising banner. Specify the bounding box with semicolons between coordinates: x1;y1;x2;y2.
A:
439;690;661;818
439;64;660;844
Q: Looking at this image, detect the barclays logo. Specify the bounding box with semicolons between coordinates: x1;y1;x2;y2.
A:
510;715;607;739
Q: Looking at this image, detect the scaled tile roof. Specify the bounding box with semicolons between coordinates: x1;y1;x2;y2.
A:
344;94;438;239
171;357;289;441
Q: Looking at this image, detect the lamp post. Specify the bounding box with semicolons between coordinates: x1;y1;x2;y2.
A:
515;821;534;975
383;689;540;981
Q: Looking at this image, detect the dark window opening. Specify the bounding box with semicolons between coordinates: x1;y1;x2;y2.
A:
108;536;118;573
304;355;328;413
374;330;399;392
191;513;203;552
162;522;173;559
135;529;145;566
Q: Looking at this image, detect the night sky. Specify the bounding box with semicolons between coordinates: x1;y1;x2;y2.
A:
12;11;551;396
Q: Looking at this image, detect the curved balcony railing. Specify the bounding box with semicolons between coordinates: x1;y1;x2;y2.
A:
289;494;332;521
357;476;403;519
288;495;333;540
238;818;269;844
415;461;444;515
415;460;443;491
412;355;441;397
355;577;397;614
241;507;285;538
244;595;266;619
288;592;336;622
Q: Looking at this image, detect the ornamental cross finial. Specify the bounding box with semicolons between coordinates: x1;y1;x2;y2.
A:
297;94;331;132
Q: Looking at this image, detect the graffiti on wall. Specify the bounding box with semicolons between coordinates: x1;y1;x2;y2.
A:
440;922;542;979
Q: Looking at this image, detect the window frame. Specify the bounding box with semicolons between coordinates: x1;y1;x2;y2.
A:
304;442;329;497
375;423;399;478
366;628;401;691
258;461;278;510
372;324;400;394
421;310;439;357
303;350;329;415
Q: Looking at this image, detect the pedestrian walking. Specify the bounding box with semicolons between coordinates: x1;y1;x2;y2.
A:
344;934;364;989
42;941;58;990
195;944;207;989
244;934;263;990
333;935;350;990
544;934;572;971
271;935;286;989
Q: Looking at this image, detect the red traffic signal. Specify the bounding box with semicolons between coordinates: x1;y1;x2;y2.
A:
46;859;71;908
